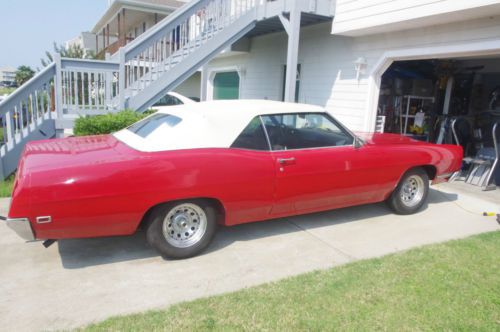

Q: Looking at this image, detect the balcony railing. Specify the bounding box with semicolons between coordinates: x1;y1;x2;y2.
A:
96;37;135;59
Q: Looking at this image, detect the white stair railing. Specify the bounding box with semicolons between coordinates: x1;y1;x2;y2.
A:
0;58;122;179
0;63;57;177
121;0;258;109
57;58;121;115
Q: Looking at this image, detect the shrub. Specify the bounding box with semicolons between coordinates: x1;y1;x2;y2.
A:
143;109;158;116
73;110;147;136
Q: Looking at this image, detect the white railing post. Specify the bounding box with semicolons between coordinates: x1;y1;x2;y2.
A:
54;54;65;138
54;54;63;120
4;112;13;150
118;48;126;110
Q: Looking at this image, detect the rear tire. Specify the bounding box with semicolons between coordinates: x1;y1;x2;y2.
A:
146;200;217;259
388;168;429;215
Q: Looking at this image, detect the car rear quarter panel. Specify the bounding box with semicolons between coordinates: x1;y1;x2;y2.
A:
24;148;275;239
376;142;463;190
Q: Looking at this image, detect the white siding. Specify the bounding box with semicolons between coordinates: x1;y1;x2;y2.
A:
175;72;201;99
206;16;500;131
207;24;368;130
332;0;500;36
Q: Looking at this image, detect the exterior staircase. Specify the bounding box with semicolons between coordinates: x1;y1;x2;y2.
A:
0;0;334;180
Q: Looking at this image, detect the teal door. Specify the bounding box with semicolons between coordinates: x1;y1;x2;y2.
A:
213;71;240;100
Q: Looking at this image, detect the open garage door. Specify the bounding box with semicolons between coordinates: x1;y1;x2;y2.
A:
375;56;500;188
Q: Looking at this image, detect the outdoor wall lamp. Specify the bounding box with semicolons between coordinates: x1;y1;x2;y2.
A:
354;57;367;81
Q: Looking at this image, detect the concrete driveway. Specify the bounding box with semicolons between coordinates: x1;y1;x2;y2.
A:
0;183;499;331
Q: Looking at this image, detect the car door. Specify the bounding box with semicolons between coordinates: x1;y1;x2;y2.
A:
226;116;276;224
261;113;384;216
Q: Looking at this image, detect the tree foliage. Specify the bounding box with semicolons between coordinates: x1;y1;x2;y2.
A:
15;65;35;86
41;42;96;67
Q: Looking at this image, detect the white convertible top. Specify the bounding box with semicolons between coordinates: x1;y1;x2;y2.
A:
114;99;326;152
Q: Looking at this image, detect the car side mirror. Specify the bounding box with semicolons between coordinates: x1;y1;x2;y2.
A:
354;137;363;149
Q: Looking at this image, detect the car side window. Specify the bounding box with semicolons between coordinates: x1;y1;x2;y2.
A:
231;117;270;151
167;95;183;105
154;95;183;106
261;113;354;150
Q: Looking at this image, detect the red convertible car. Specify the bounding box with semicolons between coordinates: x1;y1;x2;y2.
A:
5;100;462;258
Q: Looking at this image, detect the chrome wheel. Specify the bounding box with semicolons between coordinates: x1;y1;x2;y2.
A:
162;203;207;248
400;175;425;208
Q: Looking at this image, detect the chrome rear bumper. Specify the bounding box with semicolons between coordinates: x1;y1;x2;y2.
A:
5;218;35;241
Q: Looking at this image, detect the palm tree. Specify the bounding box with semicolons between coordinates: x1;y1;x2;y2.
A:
41;42;96;67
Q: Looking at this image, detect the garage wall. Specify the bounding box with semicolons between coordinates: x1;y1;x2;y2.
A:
206;15;500;131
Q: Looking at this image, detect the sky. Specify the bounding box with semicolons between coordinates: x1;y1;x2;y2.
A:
0;0;108;70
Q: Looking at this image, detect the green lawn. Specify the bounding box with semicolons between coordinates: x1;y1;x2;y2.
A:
0;174;15;197
83;231;500;331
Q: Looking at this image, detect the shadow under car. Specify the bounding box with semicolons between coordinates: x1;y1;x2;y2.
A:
57;188;458;269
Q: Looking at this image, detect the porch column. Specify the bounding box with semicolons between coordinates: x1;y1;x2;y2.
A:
282;2;301;103
200;65;209;101
102;28;106;48
117;13;121;46
122;9;126;46
106;24;110;47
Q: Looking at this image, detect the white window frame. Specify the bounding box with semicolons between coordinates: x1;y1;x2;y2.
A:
206;66;245;101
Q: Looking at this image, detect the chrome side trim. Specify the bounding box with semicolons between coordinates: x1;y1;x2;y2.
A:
6;218;35;241
437;172;454;179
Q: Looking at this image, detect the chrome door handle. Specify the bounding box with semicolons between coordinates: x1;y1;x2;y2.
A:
278;157;296;165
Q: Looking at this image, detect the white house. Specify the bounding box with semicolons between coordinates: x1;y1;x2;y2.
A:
65;32;99;56
90;0;189;56
84;0;201;98
202;0;500;137
67;1;188;56
0;66;16;85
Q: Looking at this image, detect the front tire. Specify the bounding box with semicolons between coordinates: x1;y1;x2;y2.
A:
388;168;429;215
146;200;217;259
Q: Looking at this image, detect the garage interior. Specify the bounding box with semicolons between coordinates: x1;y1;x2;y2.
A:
376;56;500;189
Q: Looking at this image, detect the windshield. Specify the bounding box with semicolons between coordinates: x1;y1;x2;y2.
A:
127;114;182;138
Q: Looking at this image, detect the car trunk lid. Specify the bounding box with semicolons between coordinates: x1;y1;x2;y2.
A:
20;135;136;173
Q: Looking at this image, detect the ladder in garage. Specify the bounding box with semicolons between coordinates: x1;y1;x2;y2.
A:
0;0;334;180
